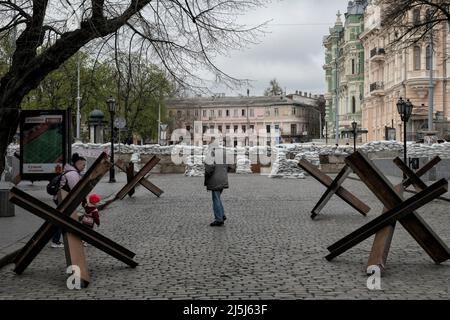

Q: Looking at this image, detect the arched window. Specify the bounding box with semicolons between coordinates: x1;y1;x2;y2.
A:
426;45;432;70
413;9;421;26
351;59;355;74
414;46;421;70
351;96;356;114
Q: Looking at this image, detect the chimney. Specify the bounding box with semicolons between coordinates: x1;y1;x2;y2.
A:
295;90;299;95
299;91;302;96
304;92;307;97
247;88;250;97
309;93;312;98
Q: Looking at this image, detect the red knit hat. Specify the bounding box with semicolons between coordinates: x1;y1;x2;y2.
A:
88;194;100;204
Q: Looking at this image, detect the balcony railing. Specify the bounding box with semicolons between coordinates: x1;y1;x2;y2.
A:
370;82;385;96
370;48;386;63
370;48;385;58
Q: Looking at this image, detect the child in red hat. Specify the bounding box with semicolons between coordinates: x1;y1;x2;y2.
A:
80;194;101;229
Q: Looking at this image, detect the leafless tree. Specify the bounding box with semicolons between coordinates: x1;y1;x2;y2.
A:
378;0;449;49
0;0;269;175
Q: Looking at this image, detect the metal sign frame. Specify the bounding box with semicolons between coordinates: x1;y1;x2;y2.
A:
19;109;71;181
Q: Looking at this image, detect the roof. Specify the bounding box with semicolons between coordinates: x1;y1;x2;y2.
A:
346;0;367;16
89;109;105;119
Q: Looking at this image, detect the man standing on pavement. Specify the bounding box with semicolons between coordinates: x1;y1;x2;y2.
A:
204;137;229;227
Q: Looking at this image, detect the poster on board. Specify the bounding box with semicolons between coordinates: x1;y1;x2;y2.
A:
20;110;70;181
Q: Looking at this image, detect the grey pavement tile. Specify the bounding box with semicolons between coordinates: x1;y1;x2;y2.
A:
0;173;449;299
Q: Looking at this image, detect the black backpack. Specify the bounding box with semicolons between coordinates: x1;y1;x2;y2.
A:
46;171;74;196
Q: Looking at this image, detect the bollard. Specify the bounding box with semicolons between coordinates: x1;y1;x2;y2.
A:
0;183;15;217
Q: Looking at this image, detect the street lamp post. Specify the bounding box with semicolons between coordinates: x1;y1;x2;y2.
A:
351;120;357;152
396;97;414;166
107;96;116;183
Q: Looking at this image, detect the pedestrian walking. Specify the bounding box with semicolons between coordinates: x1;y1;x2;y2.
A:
204;139;229;227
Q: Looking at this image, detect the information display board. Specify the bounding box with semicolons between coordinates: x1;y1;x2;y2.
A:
20;110;71;181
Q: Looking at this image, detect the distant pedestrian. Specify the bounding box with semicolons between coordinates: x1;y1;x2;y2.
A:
51;153;86;248
204;139;229;227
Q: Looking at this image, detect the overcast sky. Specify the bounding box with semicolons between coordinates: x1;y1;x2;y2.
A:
208;0;350;97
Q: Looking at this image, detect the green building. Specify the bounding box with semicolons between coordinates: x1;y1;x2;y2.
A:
323;0;367;143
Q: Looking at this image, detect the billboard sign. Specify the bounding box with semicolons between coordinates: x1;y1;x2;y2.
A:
20;110;70;180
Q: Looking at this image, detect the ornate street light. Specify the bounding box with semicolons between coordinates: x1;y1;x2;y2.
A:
107;96;116;183
351;120;357;152
397;97;414;166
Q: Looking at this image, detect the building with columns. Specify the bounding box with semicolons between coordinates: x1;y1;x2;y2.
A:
360;1;450;142
166;93;324;146
323;0;367;143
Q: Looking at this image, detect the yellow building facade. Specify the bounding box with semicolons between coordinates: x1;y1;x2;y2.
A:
360;2;450;142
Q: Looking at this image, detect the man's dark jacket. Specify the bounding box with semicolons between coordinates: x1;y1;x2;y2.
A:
204;163;229;191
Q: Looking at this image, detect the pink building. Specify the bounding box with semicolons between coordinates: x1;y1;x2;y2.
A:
166;94;324;146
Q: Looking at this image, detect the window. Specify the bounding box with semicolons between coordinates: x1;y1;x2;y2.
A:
292;107;296;116
218;110;222;117
352;96;356;114
291;124;297;135
250;125;254;132
414;46;421;70
242;109;245;117
426;45;432;70
186;125;191;132
210;110;214;117
203;126;207;133
265;108;270;116
218;125;222;133
266;125;271;133
413;8;421;26
226;125;230;132
234;125;238;133
202;110;207;117
351;59;355;74
426;9;432;26
177;110;182;117
226;110;230;117
274;108;279;116
359;52;364;74
250;109;254;117
242;125;246;133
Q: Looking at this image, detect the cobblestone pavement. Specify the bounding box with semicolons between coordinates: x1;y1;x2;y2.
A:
0;173;449;299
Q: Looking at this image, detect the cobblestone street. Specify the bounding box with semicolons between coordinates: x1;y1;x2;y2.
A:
0;173;449;299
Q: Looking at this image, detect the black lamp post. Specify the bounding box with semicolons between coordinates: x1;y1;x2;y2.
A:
107;96;116;183
396;97;414;166
351;120;357;152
